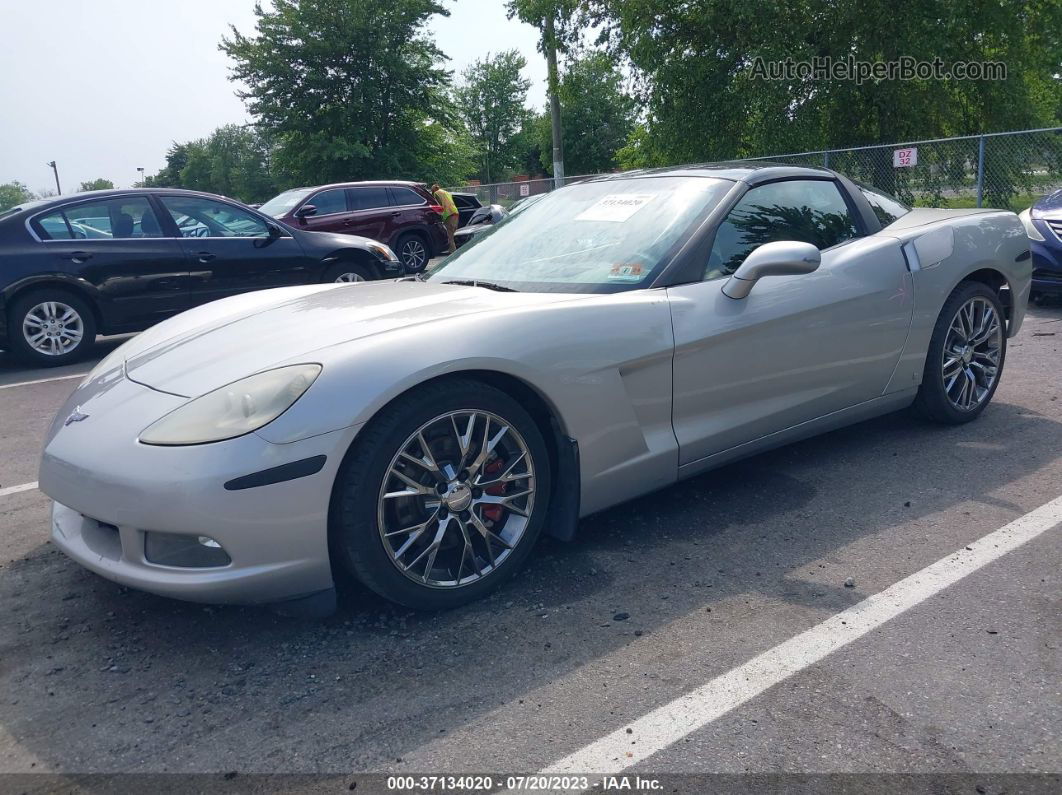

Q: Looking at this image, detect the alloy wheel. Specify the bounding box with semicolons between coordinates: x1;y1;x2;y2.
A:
334;271;366;283
377;410;536;588
942;296;1002;411
400;239;427;271
22;301;84;356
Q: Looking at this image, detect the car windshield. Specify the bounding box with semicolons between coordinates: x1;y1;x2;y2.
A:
427;176;732;293
259;188;314;218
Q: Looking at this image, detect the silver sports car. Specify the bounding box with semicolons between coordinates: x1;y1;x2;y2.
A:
39;164;1031;614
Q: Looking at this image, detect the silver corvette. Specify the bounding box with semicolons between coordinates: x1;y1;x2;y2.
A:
39;164;1031;613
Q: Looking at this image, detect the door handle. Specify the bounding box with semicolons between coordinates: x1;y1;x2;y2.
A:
61;251;92;262
390;211;400;216
342;219;354;226
196;251;216;263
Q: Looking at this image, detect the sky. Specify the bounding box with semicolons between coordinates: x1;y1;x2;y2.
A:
0;0;547;194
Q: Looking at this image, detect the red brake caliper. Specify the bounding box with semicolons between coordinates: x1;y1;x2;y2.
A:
481;458;506;523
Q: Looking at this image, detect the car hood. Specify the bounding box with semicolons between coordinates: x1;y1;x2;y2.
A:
122;281;582;397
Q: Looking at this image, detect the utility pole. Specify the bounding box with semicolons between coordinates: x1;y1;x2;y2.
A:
137;167;145;186
46;161;61;195
544;15;565;190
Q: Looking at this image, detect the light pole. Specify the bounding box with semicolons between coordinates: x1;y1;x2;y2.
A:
46;161;61;195
136;167;145;186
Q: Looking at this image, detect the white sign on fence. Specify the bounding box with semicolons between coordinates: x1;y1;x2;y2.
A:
519;183;530;197
893;147;918;168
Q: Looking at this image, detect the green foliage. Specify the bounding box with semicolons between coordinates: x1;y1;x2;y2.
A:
78;178;114;192
585;0;1062;163
536;52;635;175
145;125;279;203
221;0;460;186
0;181;35;212
455;50;532;182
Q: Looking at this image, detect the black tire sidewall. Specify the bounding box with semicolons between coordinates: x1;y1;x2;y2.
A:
916;281;1007;424
331;379;552;610
324;262;373;283
7;290;97;367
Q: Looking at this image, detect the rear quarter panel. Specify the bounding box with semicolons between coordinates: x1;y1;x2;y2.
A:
879;209;1030;392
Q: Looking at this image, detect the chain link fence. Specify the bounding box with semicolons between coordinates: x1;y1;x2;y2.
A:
448;127;1062;212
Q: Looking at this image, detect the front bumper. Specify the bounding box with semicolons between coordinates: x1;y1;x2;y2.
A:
1030;224;1062;295
40;375;361;605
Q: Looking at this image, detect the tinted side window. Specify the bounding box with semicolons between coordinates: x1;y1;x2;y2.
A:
858;184;910;226
350;187;392;210
308;188;348;216
707;180;859;280
390;187;427;206
34;197;164;240
160;196;269;238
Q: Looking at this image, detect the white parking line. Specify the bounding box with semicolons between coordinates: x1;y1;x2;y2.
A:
0;481;38;499
0;373;86;390
524;494;1062;788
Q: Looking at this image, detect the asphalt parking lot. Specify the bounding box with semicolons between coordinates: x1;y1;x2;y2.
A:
0;306;1059;790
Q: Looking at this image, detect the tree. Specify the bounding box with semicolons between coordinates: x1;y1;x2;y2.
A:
221;0;459;185
143;126;279;203
455;50;532;182
586;0;1062;165
0;181;35;212
536;52;635;175
79;178;114;192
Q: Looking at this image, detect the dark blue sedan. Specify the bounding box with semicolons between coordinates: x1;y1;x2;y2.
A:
1021;189;1062;301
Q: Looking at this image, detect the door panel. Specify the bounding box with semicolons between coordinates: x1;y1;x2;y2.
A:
345;186;392;242
669;235;913;465
298;188;353;234
159;195;311;305
30;195;189;329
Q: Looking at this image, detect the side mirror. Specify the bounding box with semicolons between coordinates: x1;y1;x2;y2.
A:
721;241;821;299
294;204;317;220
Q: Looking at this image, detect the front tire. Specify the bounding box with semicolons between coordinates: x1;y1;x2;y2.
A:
330;378;552;610
7;289;96;367
324;261;374;283
913;281;1006;424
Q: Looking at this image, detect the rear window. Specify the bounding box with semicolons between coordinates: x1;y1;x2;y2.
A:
33;197;164;240
390;187;427;207
350;186;391;211
858;183;910;226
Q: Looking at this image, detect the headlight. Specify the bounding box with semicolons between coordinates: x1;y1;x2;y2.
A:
367;243;399;262
139;364;322;446
1018;208;1045;242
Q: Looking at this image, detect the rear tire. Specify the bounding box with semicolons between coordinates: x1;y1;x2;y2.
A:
913;281;1006;424
330;378;552;610
7;289;96;367
395;232;429;273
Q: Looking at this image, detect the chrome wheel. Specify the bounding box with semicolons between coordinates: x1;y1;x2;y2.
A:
942;296;1002;411
377;410;536;588
22;301;84;356
399;238;427;270
334;271;366;283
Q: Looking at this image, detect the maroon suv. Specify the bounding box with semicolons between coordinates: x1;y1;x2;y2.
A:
259;181;449;272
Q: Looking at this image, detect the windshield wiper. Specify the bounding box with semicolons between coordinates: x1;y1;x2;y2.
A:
441;279;519;292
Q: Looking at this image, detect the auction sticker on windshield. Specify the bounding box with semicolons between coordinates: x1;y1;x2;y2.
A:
575;194;656;223
607;263;645;282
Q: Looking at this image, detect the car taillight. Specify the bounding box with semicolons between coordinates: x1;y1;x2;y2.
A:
428;204;444;215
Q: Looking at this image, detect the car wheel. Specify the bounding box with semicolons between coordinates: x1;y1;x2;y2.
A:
324;262;373;283
395;233;429;273
7;289;97;367
331;378;552;610
913;281;1006;424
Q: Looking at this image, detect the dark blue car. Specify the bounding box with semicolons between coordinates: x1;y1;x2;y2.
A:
1021;188;1062;301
